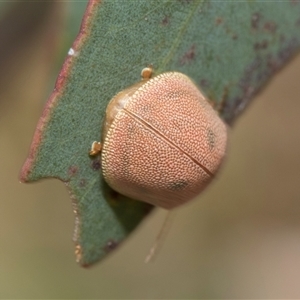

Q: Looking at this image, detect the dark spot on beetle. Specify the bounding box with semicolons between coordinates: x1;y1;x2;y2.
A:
263;21;277;33
161;15;169;25
254;40;268;50
68;166;78;177
251;12;261;29
79;178;86;187
168;180;188;191
104;239;119;253
207;128;215;150
168;90;190;102
180;44;196;65
215;17;223;25
91;159;101;171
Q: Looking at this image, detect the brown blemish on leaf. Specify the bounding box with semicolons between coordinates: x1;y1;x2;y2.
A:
180;44;196;65
251;12;261;30
68;165;78;177
161;15;169;26
254;40;269;51
267;55;279;72
104;239;119;253
232;34;238;40
200;79;210;88
215;17;223;25
215;17;237;40
79;178;87;187
91;159;101;171
263;21;277;33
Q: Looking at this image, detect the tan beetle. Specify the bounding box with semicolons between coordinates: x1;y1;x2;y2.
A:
90;68;227;209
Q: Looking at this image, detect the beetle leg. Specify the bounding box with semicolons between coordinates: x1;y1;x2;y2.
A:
89;141;102;156
141;65;153;80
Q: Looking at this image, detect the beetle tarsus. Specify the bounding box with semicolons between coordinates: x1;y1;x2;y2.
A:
141;66;153;80
89;141;102;156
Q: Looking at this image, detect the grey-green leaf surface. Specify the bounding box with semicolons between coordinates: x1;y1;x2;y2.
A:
20;0;300;266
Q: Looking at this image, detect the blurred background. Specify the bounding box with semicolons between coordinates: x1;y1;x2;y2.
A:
1;2;300;298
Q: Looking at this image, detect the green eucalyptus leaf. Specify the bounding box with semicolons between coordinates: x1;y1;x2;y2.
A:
20;0;300;266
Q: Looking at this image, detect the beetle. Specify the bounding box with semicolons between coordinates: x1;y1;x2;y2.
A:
90;68;227;209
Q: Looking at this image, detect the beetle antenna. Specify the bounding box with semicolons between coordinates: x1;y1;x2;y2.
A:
145;209;175;263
